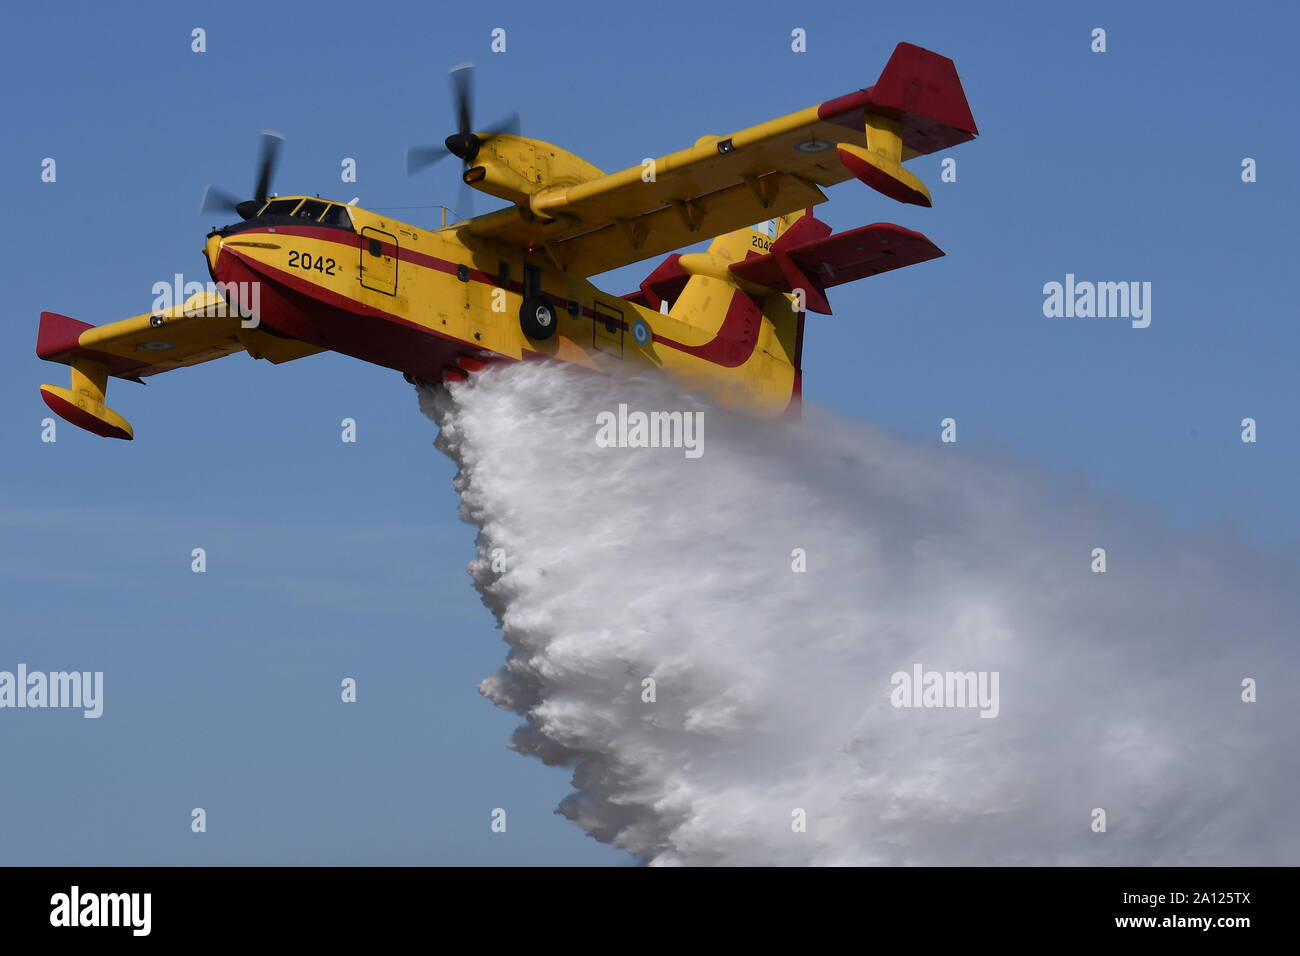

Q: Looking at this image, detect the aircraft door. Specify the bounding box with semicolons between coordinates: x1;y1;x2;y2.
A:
360;227;397;295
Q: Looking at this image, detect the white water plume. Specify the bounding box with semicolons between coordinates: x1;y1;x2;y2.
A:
420;361;1300;866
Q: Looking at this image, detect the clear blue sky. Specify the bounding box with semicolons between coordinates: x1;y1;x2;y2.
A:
1;0;1296;864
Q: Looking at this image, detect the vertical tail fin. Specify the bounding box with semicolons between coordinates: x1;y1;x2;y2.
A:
773;208;815;243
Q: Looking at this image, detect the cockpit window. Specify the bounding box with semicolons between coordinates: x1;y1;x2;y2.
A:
318;204;353;230
260;198;302;217
295;199;328;220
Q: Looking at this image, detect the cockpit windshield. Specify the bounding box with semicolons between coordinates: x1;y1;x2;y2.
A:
213;198;355;239
260;198;302;217
294;199;329;220
256;198;352;229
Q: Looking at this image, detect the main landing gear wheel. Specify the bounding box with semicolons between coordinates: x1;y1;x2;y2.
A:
519;296;557;340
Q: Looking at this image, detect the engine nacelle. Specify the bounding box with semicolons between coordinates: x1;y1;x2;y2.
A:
465;135;604;214
463;159;537;207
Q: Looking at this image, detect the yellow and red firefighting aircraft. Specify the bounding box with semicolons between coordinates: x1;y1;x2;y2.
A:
36;42;976;439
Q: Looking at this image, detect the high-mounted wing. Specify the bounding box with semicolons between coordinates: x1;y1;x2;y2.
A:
37;291;322;439
468;42;976;277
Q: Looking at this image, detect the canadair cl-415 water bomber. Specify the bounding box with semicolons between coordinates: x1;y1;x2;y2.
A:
36;42;976;439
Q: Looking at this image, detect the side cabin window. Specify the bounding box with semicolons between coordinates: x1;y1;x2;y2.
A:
319;204;353;230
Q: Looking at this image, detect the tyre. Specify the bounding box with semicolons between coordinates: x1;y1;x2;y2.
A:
519;296;557;340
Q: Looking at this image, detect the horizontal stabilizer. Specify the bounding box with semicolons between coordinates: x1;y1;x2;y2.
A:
729;222;944;313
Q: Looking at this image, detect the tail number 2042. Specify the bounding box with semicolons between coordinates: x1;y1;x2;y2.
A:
288;250;337;276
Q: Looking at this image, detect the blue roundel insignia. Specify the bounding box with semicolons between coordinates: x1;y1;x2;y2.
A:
631;319;652;346
794;138;833;153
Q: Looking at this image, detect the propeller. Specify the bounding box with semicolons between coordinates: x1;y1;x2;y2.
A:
406;64;520;219
200;131;285;219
